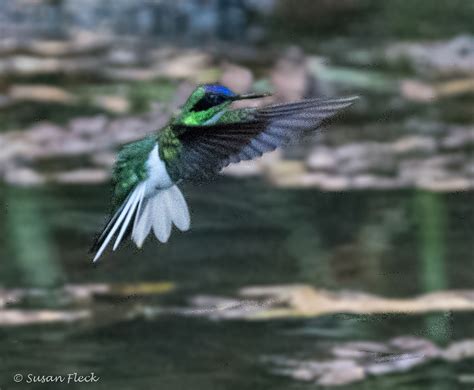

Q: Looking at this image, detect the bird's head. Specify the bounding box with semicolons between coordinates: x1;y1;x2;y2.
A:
173;84;269;126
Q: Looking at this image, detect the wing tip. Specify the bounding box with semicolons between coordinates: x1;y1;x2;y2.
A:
343;95;360;104
329;95;360;108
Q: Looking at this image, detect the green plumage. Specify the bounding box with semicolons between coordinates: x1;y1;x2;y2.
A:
157;126;182;181
217;108;255;123
112;136;156;207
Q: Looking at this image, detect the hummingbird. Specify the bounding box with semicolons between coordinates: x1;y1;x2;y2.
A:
91;84;357;262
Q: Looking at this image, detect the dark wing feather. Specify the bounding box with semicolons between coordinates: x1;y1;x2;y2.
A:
172;96;357;181
224;96;358;165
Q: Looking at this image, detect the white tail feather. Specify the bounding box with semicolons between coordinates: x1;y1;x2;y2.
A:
93;184;190;262
167;185;190;231
113;184;145;250
152;191;172;242
132;198;153;248
93;184;143;262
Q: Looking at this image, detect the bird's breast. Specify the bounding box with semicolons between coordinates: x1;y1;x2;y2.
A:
144;144;174;197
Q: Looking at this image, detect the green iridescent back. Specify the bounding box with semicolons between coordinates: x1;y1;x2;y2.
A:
112;136;156;207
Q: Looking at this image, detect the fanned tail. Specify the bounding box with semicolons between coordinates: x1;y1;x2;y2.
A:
132;185;190;247
92;184;190;262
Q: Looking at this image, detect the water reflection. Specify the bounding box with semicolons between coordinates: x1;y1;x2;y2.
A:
415;191;451;343
0;180;473;389
3;186;63;289
1;179;473;297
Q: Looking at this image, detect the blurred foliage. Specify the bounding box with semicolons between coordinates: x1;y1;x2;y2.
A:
271;0;370;42
4;187;63;288
73;78;176;113
372;0;474;39
0;102;104;131
0;79;177;131
272;0;474;41
125;79;176;112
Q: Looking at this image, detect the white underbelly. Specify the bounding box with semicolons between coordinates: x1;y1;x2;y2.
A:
144;144;173;197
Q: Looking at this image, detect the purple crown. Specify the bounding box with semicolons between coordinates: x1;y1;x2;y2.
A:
204;84;235;97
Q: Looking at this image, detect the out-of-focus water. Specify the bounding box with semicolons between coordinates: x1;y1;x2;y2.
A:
0;179;473;389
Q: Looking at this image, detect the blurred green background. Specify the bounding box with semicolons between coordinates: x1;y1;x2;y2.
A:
0;1;473;389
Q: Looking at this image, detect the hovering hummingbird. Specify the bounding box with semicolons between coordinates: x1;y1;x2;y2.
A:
91;84;357;261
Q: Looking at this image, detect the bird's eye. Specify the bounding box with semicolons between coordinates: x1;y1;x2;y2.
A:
191;94;227;112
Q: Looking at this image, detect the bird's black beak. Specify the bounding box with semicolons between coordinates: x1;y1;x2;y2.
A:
231;92;271;101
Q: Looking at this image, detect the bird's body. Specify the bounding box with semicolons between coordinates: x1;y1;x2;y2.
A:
92;84;357;262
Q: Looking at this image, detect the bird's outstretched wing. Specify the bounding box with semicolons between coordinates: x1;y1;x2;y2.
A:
169;96;358;181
